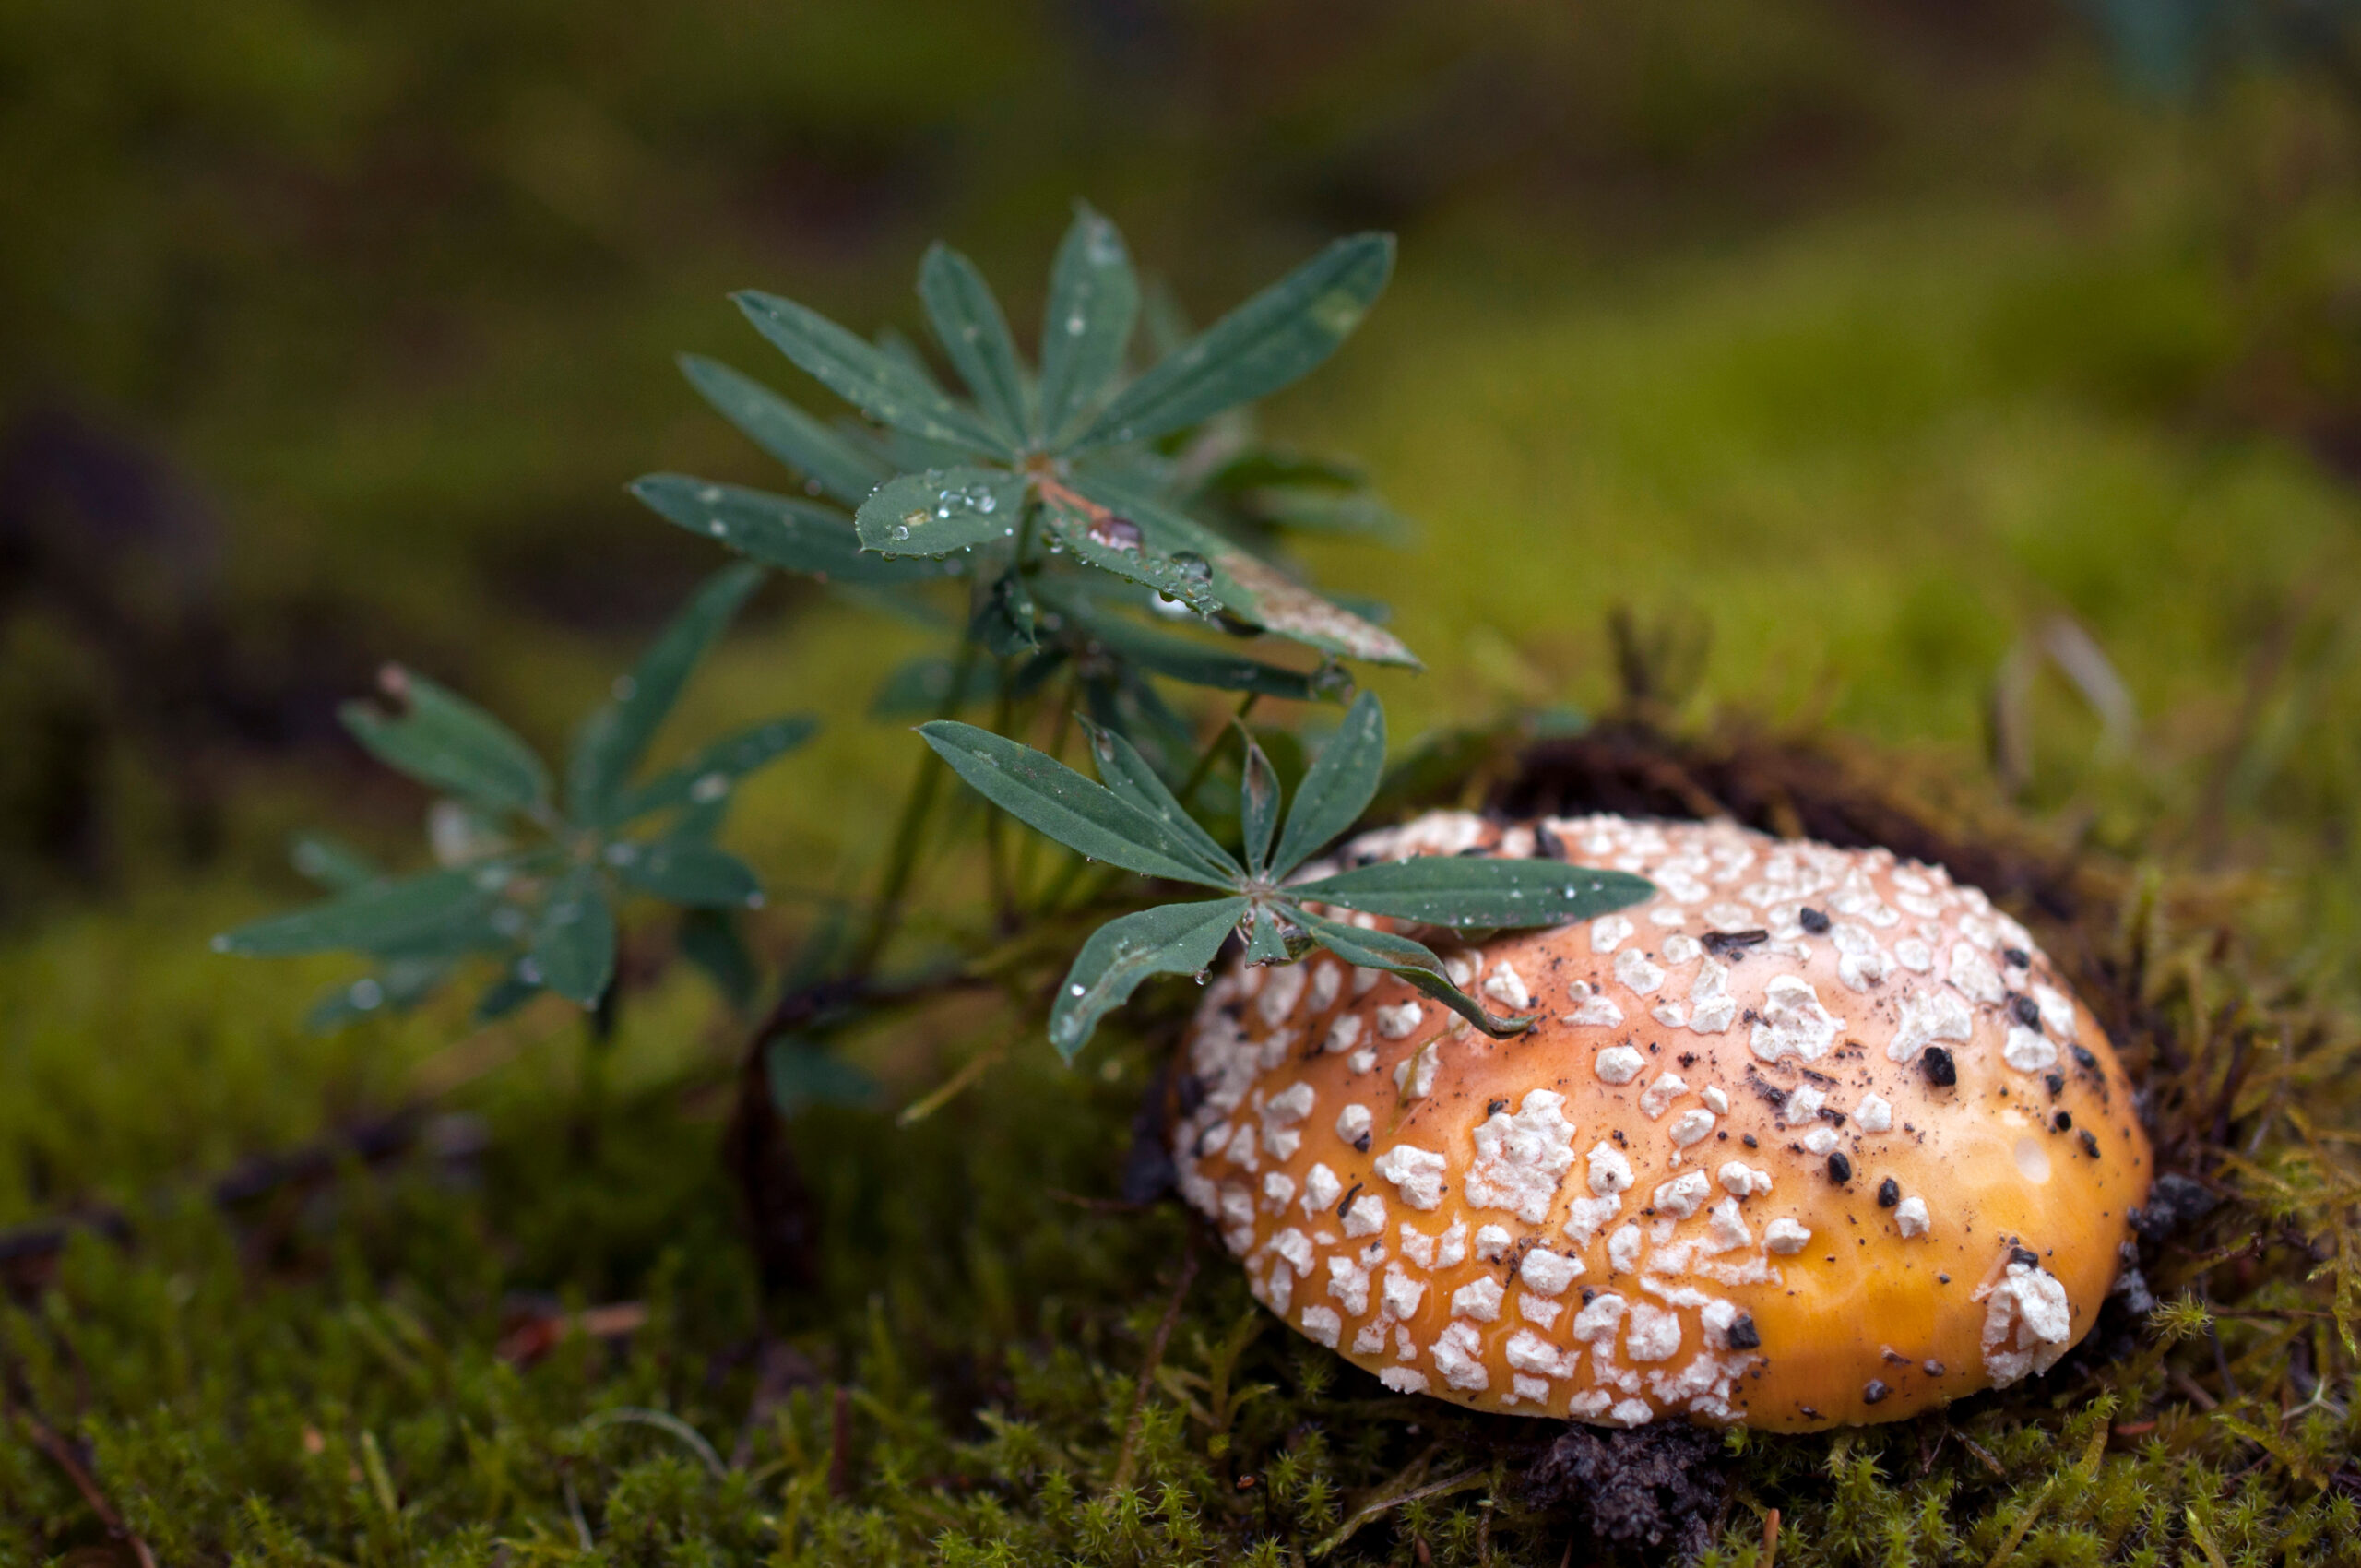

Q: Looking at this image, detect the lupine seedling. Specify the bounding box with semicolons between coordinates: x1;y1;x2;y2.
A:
214;564;813;1028
921;691;1655;1057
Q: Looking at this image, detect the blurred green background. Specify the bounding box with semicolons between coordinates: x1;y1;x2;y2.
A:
6;0;2361;1205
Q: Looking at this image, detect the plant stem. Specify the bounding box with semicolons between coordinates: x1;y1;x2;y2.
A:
845;636;983;980
982;659;1019;931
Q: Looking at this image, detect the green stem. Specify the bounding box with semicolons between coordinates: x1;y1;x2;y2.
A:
847;636;983;979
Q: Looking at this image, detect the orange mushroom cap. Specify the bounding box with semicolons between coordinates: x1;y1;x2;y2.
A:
1171;811;2151;1431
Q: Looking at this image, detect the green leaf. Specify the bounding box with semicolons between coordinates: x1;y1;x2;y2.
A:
214;866;504;958
1035;493;1227;618
341;669;551;818
632;476;958;586
734;289;1010;457
1069;473;1418;667
303;956;453;1033
971;568;1040;657
1271;689;1383;878
1043;586;1336;701
852;467;1026;557
918;720;1240;889
1074;716;1240;883
611;839;763;909
290;833;382;892
678;909;758;1011
919;244;1030;443
1074;233;1394;452
1292;856;1655;930
568;564;763;827
1038;203;1140;445
1290;907;1529;1038
678;354;893;507
1239;902;1292;966
1240;732;1279;874
529;865;615;1005
765;1038;880;1113
1049;896;1249;1060
611;715;817;822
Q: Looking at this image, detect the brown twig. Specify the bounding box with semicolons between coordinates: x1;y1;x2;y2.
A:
16;1410;158;1568
1110;1230;1199;1492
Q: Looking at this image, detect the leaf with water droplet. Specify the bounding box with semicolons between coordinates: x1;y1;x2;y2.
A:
732;289;1013;457
1288;856;1655;930
610;714;818;823
1289;905;1535;1039
853;468;1027;558
1048;897;1251;1061
613;839;764;909
1038;203;1140;447
633;475;956;586
678;354;894;506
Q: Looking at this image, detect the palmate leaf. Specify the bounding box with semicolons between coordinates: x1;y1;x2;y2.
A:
918;721;1242;889
1066;472;1418;667
1049;896;1249;1060
1074;716;1240;884
214;866;504;958
1271;689;1384;878
853;467;1026;557
1292;856;1656;929
1073;233;1394;453
919;244;1030;444
678;354;893;507
734;289;1012;458
611;715;816;822
1038;203;1140;445
1288;907;1529;1038
632;477;958;587
568;564;763;827
530;865;614;1005
341;669;551;819
611;839;763;909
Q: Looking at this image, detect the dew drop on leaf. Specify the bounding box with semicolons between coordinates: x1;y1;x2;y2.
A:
350;979;384;1010
690;772;731;804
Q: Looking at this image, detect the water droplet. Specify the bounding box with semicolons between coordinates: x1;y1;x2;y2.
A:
603;841;640;866
977;493;996;514
1088;515;1143;552
936;505;952;519
1169;551;1212;585
1065;312;1087;336
350;979;384;1010
690;772;730;804
1194;970;1210;985
708;520;727;536
1069;983;1086;997
892;524;910;540
804;479;823;496
697;485;723;504
517;957;543;985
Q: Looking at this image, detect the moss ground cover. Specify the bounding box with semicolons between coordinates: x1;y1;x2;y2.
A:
9;24;2361;1563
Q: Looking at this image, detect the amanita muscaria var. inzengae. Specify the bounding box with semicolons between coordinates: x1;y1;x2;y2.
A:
1172;811;2152;1431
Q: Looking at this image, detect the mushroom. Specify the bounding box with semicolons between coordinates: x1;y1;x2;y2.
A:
1171;810;2152;1431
